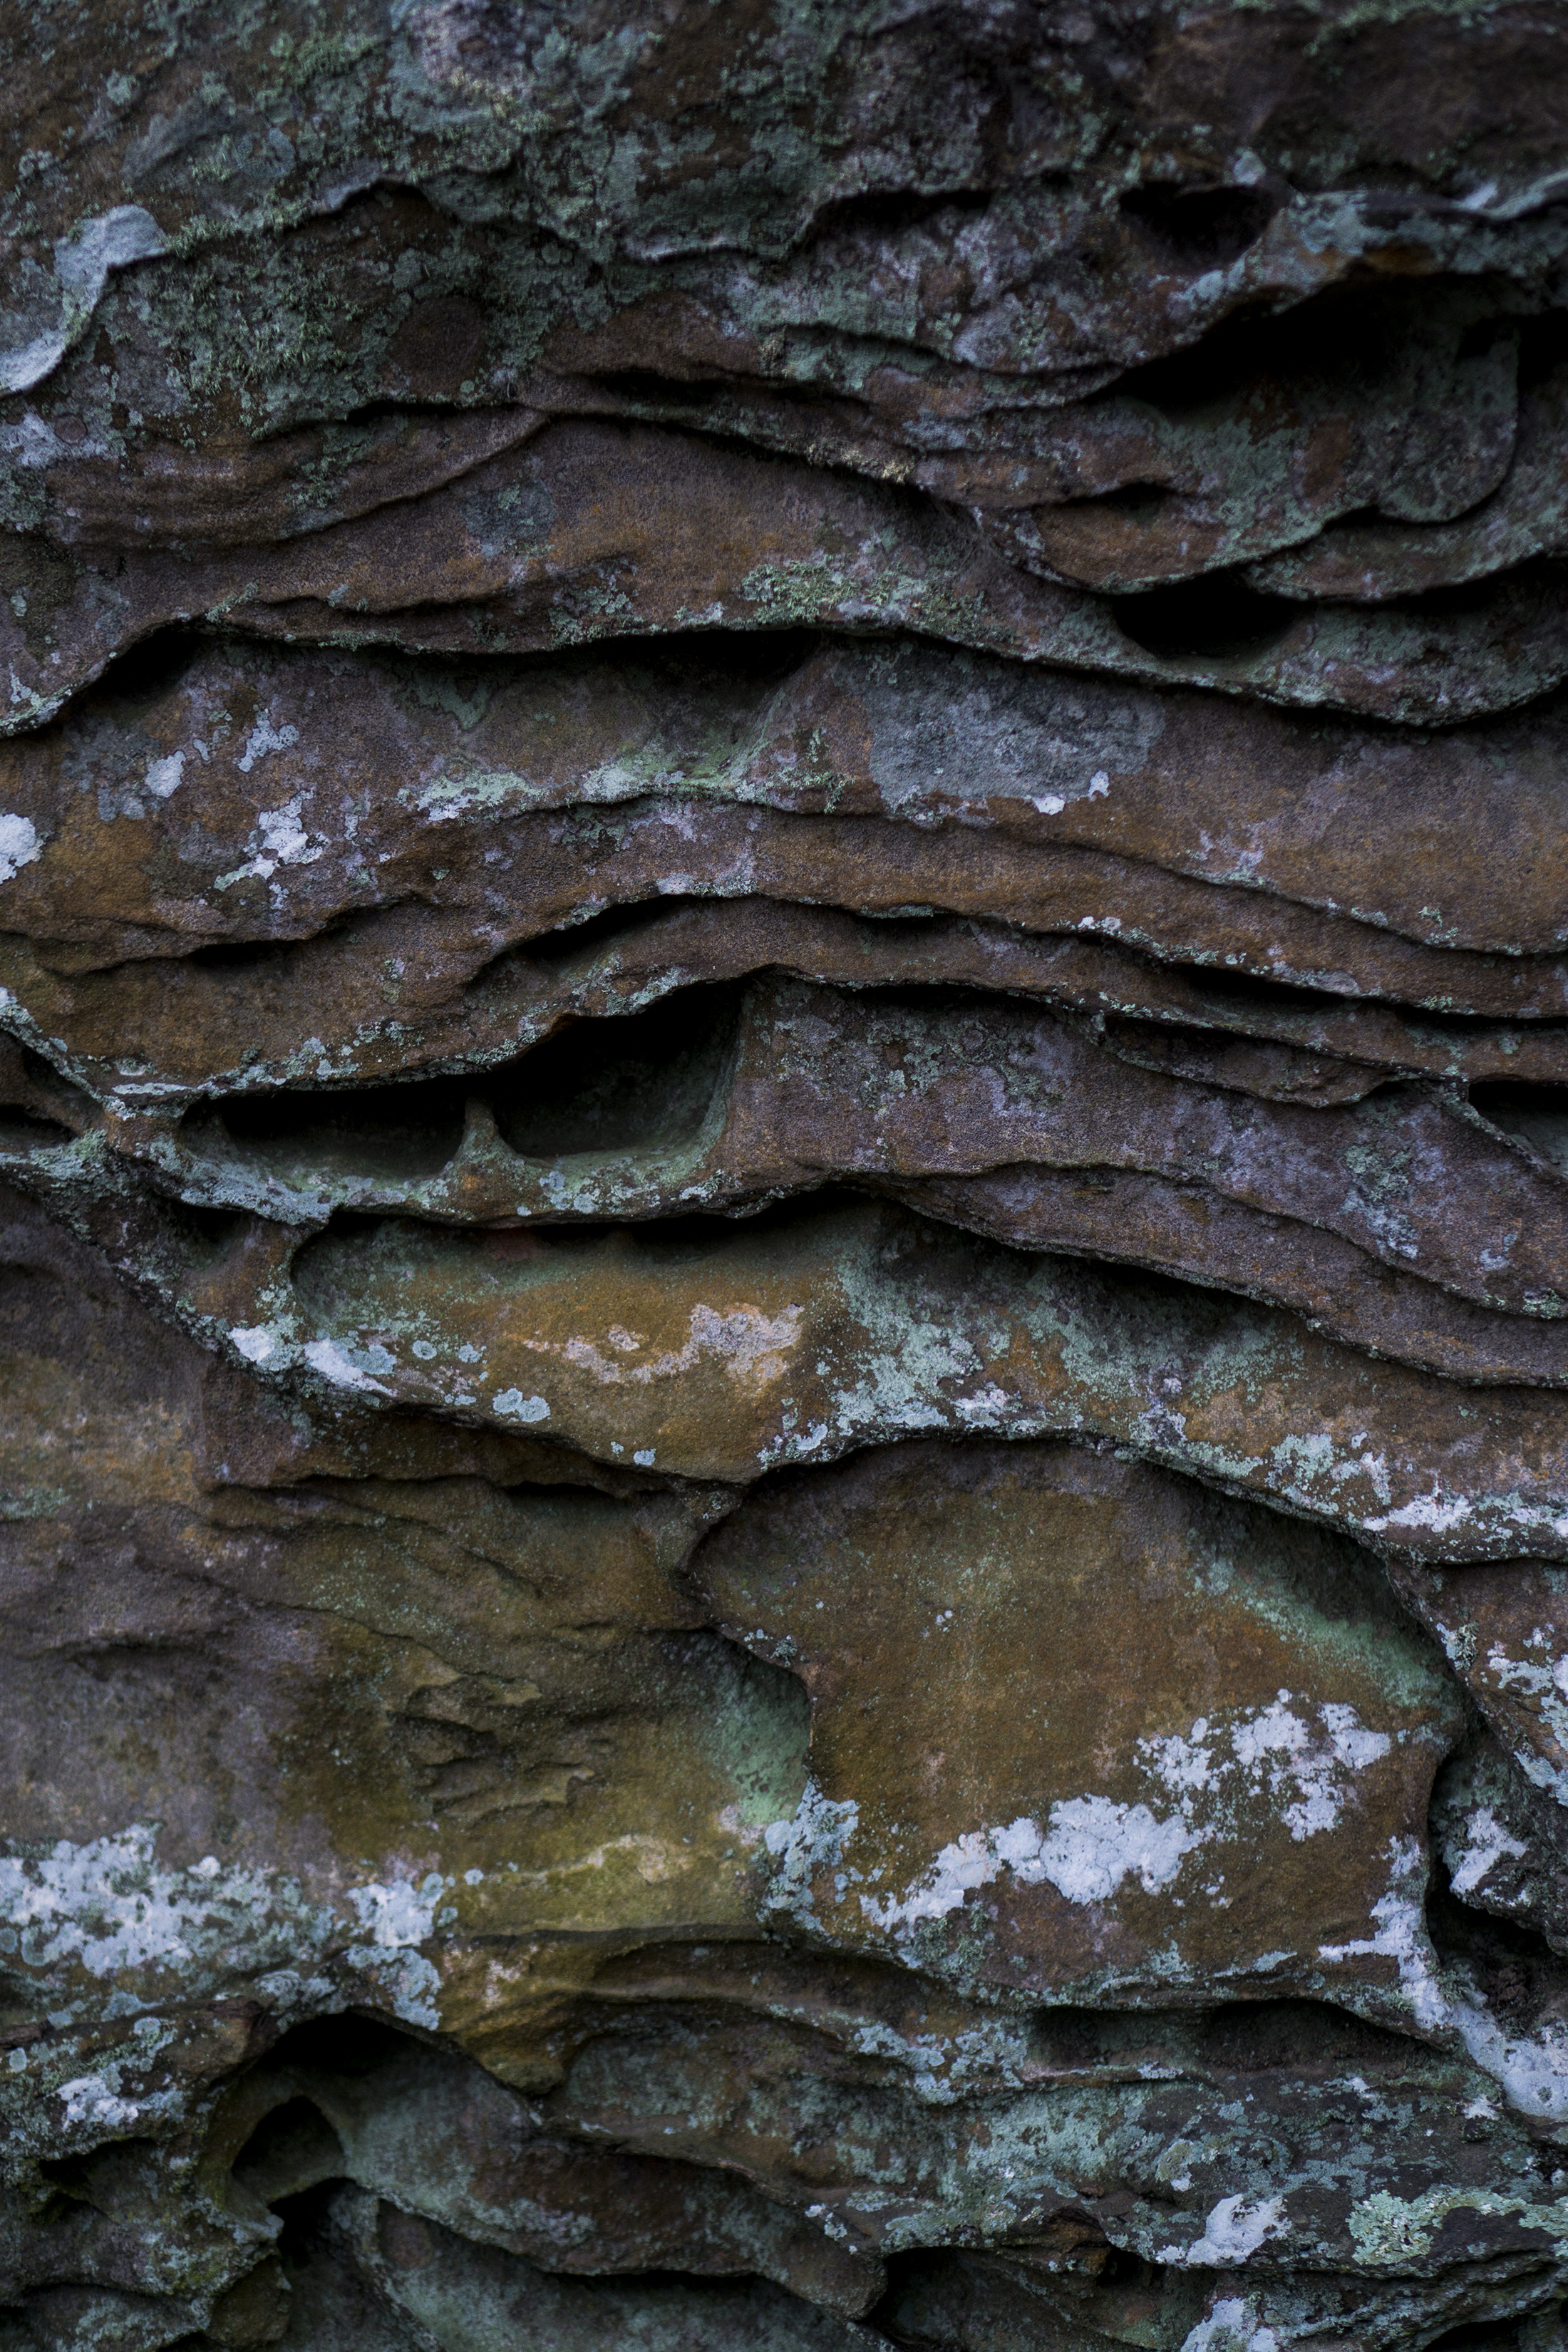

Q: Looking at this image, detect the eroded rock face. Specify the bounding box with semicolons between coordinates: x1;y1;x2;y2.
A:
5;6;1568;2346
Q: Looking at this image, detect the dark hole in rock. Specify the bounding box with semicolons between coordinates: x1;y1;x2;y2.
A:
1083;480;1172;519
184;903;423;979
511;895;706;965
36;2136;165;2209
1423;2325;1545;2352
1457;316;1520;364
1470;1080;1568;1117
270;2174;351;2261
1120;276;1477;422
232;2096;347;2207
0;1041;94;1143
1458;2306;1568;2352
178;1202;254;1260
1470;1080;1568;1177
490;984;741;1159
1154;961;1349;1015
1197;1995;1417;2071
0;1108;74;1148
1518;307;1568;390
335;394;458;433
187;982;743;1187
16;1046;93;1122
1426;1841;1564;2024
1112;571;1299;662
186;937;313;973
260;2010;416;2077
269;2181;429;2350
1429;2314;1561;2352
1098;2246;1164;2286
873;2239;1188;2352
316;1208;387;1243
195;1075;470;1185
1398;564;1553;622
589;366;748;402
800;183;991;246
92;624;201;705
1118;180;1277;267
1121;301;1289;413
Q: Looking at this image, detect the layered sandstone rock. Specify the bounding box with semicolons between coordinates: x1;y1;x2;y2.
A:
5;6;1568;2348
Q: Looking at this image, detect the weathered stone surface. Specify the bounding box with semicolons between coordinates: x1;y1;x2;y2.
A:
6;6;1568;2348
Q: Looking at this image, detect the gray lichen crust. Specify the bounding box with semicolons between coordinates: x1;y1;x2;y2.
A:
6;5;1568;2348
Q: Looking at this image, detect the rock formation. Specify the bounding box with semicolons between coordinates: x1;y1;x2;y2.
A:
5;5;1568;2346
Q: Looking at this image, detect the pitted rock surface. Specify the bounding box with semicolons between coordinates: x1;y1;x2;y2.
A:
6;8;1568;2350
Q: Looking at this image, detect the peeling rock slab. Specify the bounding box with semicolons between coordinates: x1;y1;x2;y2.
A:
701;1439;1462;2016
6;424;1568;732
7;6;1568;2346
234;1198;1568;1560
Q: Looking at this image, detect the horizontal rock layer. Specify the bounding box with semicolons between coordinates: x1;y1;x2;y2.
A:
5;7;1568;2350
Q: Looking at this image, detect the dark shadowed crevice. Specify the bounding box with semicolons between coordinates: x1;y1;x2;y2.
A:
1112;571;1300;660
490;985;742;1158
232;2097;347;2206
1470;1079;1568;1177
1118;179;1279;267
199;1073;470;1182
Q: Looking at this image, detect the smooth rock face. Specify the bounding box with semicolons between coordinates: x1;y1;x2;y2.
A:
6;9;1568;2351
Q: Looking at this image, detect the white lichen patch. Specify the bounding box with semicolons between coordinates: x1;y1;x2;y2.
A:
492;1387;550;1420
556;1300;803;1396
760;1782;861;1931
346;1874;445;1949
1161;2193;1290;2266
345;1873;449;2028
235;713;301;774
229;1324;279;1363
0;1825;294;1981
857;1693;1394;1931
144;751;185;800
214;796;324;889
303;1336;393;1394
1178;2296;1283;2352
0;1824;453;2035
1321;1834;1568;2118
1143;1695;1391;1842
1445;1804;1527;1896
56;2071;162;2132
0;811;41;884
0;205;166;394
869;1801;1201;1929
1482;1630;1568;1796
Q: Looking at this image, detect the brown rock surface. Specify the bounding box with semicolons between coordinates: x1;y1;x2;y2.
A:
5;8;1568;2348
